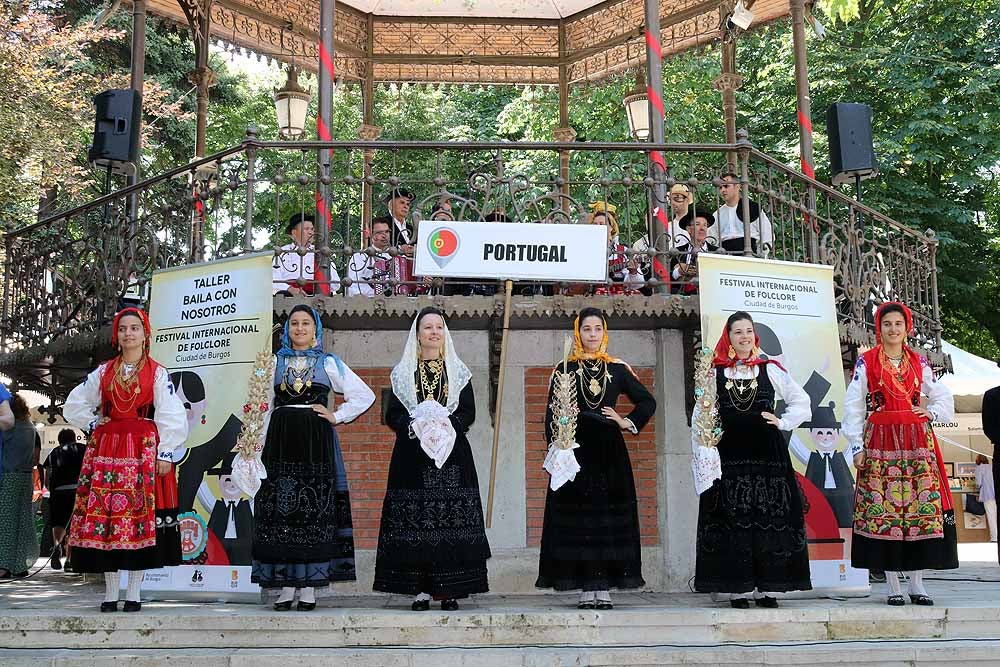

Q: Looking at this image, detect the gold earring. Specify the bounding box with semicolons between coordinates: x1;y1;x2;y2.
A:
752;345;760;356
727;344;736;359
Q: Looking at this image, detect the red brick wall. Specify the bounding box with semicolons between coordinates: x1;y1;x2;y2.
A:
524;366;659;548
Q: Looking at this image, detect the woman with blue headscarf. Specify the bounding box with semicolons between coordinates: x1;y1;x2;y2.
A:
249;305;375;610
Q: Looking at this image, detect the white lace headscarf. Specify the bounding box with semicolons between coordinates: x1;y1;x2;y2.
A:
390;307;472;415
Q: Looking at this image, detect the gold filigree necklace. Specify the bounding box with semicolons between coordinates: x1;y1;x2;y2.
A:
419;358;447;403
725;366;758;412
280;356;315;396
576;358;612;409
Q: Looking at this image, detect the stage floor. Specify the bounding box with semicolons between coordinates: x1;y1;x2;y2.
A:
1;544;997;666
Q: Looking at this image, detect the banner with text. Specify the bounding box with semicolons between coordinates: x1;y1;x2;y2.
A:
698;254;869;595
413;220;608;282
142;251;273;599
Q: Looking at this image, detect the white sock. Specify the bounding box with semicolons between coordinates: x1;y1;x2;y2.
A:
754;590;772;599
104;571;119;603
730;592;751;600
414;592;431;602
125;571;143;602
595;590;611;602
579;591;595;602
276;587;296;604
299;587;315;604
907;570;928;597
886;571;903;596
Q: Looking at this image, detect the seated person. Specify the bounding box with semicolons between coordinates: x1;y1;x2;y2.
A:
671;212;718;294
711;173;773;255
346;218;393;296
273;213;340;295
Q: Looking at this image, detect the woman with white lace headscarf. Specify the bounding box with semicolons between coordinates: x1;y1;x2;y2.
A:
373;307;491;612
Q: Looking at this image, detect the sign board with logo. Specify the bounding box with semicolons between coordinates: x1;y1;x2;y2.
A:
413;220;608;282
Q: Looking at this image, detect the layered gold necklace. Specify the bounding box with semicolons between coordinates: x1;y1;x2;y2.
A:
280;356;315;396
109;356;145;413
576;358;612;409
419;358;447;403
724;367;758;412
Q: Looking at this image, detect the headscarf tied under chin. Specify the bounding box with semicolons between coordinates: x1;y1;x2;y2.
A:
111;307;151;352
568;312;615;364
874;301;914;346
390;310;472;415
279;305;345;376
711;323;785;372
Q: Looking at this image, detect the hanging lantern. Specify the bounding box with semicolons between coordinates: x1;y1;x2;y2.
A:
623;69;650;141
273;66;311;139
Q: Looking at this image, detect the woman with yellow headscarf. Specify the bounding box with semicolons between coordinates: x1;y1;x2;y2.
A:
535;307;656;609
589;202;644;295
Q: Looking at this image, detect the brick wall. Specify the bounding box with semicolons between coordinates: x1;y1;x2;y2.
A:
524;366;659;548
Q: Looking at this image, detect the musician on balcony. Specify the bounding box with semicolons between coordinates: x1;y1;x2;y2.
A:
273;213;341;296
670;212;718;294
711;173;773;255
386;188;415;249
346;218;392;296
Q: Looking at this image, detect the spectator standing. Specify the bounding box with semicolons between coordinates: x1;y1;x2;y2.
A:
0;393;41;578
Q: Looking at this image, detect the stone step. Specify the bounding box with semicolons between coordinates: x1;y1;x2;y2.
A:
4;640;1000;667
3;596;1000;651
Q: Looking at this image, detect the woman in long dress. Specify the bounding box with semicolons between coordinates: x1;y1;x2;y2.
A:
249;305;375;610
692;311;812;608
374;306;491;611
845;301;957;605
63;307;188;612
535;307;656;610
0;393;39;578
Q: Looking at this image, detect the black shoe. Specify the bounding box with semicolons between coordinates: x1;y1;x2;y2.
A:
754;596;778;608
296;601;316;611
411;599;430;612
123;601;141;612
441;599;459;611
100;601;118;613
887;595;906;606
909;594;934;606
273;599;294;611
730;598;750;609
51;548;62;571
595;600;614;610
577;600;595;609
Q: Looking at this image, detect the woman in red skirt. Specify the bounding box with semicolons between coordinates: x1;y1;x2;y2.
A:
844;302;957;606
63;308;188;612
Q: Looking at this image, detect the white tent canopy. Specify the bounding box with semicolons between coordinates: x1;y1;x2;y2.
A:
940;340;1000;409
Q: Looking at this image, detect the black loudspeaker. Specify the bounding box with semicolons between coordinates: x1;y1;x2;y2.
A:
826;102;877;185
88;89;141;166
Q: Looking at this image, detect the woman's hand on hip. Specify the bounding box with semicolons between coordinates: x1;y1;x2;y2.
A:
312;404;337;425
853;451;866;469
911;405;934;420
156;460;172;476
761;411;781;428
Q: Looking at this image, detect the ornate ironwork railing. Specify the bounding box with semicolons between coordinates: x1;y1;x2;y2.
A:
1;131;942;360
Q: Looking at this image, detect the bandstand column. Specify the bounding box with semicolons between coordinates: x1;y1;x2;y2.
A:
555;21;574;213
187;0;214;263
790;0;820;259
714;37;743;170
642;0;670;292
315;0;336;291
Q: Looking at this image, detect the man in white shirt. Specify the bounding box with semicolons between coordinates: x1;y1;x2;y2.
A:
273;213;340;295
711;172;773;255
346;218;392;296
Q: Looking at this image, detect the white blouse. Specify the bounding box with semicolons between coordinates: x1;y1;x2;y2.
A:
842;355;954;457
63;363;189;462
690;363;811;495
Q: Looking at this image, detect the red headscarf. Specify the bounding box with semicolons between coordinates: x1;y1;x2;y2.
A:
111;307;152;350
102;308;159;411
873;301;913;346
711;318;786;371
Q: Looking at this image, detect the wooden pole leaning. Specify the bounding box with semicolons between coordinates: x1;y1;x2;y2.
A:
485;278;514;528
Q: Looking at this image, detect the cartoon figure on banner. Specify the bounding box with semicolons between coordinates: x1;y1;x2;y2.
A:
207;452;254;566
801;398;854;529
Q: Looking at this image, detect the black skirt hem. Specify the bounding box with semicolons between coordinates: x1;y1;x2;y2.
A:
69;546;165;573
534;575;646;592
372;563;489;597
693;579;813;594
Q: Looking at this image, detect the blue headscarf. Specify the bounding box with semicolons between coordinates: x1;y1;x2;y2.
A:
278;305;346;378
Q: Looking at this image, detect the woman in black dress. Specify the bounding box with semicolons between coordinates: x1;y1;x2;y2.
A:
692;311;812;608
536;307;656;609
374;307;491;611
247;305;375;611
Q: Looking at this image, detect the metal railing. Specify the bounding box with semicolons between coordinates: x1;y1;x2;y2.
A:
1;130;942;358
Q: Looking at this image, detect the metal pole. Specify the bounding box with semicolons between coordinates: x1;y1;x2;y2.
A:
790;0;819;261
243;125;257;252
315;0;336;294
126;0;146;258
485;278;514;528
190;3;213;263
643;0;670;292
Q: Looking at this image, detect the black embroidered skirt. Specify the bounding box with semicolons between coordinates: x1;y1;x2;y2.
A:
251;406;355;588
694;414;812;594
535;420;645;592
373;432;491;598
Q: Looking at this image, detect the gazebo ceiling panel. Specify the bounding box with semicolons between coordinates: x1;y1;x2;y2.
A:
346;0;606;20
142;0;791;84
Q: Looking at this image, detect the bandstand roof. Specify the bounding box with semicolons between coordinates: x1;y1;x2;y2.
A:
147;0;791;84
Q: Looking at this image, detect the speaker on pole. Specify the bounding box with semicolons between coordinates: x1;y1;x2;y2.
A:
826;102;877;186
87;89;141;167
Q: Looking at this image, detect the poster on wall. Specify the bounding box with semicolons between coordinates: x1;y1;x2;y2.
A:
697;253;870;596
141;251;273;600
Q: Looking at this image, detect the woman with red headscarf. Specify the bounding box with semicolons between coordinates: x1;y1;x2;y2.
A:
63;308;188;612
692;311;812;608
844;302;956;606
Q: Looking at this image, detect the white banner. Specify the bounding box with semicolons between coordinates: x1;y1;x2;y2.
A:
698;254;870;596
413;220;608;282
145;251;274;601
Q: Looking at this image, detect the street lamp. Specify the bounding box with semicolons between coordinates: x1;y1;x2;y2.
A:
623;69;649;141
273;66;311;139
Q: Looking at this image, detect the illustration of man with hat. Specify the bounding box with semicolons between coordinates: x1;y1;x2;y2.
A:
206;451;254;566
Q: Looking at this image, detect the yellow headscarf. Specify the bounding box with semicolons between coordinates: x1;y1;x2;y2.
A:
588;201;619;238
567;312;615;363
